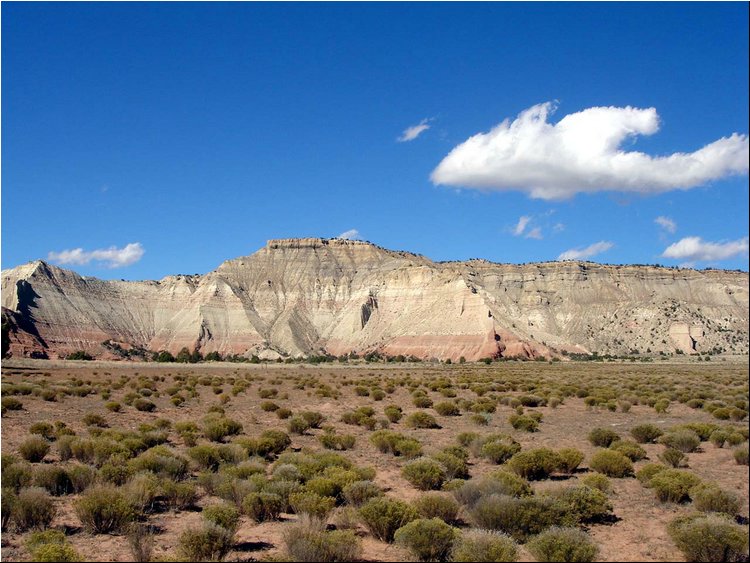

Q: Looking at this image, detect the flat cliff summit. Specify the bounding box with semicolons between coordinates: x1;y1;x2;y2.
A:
2;238;748;360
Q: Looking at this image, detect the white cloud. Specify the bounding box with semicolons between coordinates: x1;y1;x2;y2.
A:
431;102;749;200
47;242;145;268
661;236;749;262
655;216;677;233
558;241;614;261
512;215;532;236
336;229;361;240
553;223;565;233
398;118;432;142
525;227;543;240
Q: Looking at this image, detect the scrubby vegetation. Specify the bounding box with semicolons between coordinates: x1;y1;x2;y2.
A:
1;359;747;562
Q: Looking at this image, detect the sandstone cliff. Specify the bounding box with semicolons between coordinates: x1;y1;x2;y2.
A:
2;238;748;360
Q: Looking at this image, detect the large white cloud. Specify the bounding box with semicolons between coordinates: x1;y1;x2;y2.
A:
48;242;144;268
661;236;749;262
558;241;614;261
431;102;749;200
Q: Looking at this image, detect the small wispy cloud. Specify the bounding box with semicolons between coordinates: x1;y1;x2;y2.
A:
553;223;565;233
558;241;614;261
431;102;748;200
661;236;748;262
397;118;432;142
655;216;677;233
336;229;361;240
525;227;543;240
512;216;532;236
48;242;145;268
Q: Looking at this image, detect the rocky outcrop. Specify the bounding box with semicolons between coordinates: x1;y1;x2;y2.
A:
2;238;748;360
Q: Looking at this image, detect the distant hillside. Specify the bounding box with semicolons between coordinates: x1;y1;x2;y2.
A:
2;238;748;360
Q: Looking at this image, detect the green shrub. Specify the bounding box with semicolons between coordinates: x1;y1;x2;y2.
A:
431;451;469;480
11;487;57;531
289;491;336;519
289;416;311;434
188;444;222;470
659;447;687;468
588;428;619;447
369;430;422;458
546;485;613;523
456;432;480;447
29;422;56;440
261;401;279;412
162;480;199;510
733;444;748;465
435;402;460;416
318;431;356;451
343;480;382;507
33;465;73;496
708;430;730;448
384;405;403;423
19;436;51;463
630;423;664;443
276;407;293;419
203;502;241;532
127;523;155;563
508;414;539;432
179;522;235;562
649;469;702;503
588;449;633;478
25;530;82;561
29;541;81;562
475;435;521;465
413;395;434;408
300;411;326;429
203;417;243;442
133;398;156;412
610;440;647;461
82;413;108;427
507;448;560;480
452;473;532;508
359;497;419;542
405;411;440;429
402;458;447;490
123;472;160;514
668;513;748;562
636;463;668;486
556;448;584;474
450;529;519;562
1;488;16;530
660;429;701;453
283;515;362;562
469;494;569;542
242;492;283;522
526;527;599;562
690;483;741;515
2;460;33;490
394;518;458;562
580;473;611;493
413;492;460;523
105;401;122;412
2;396;23;412
74;484;136;533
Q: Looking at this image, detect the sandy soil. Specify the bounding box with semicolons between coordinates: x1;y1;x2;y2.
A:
1;358;748;562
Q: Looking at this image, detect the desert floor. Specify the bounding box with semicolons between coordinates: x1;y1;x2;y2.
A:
1;357;748;562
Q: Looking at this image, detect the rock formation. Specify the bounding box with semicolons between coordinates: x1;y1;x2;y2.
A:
2;238;748;360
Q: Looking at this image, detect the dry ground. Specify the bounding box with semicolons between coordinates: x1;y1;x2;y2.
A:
1;358;748;562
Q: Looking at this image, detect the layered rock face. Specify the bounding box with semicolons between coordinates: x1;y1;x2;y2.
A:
2;238;748;360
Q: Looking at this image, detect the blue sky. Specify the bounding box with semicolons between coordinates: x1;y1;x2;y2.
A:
2;2;748;280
